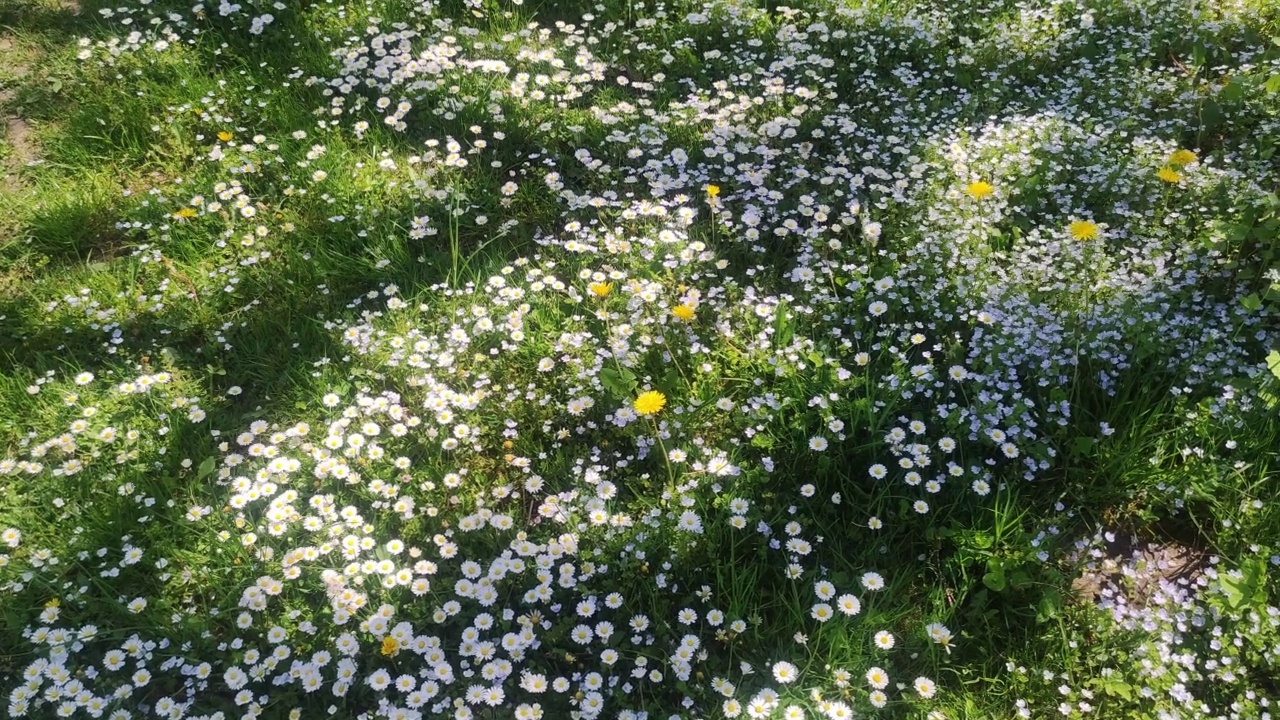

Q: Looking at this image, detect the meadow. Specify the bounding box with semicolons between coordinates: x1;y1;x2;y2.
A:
1;0;1279;718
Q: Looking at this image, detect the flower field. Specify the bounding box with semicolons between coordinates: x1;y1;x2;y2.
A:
1;0;1279;718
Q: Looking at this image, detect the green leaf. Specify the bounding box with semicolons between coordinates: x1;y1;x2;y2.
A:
1201;99;1224;131
1267;75;1280;94
1102;679;1133;700
657;367;681;396
1010;570;1032;590
1242;294;1263;311
983;561;1007;592
1268;350;1280;380
773;301;794;347
1073;436;1096;456
1036;589;1063;623
197;457;216;479
1220;558;1267;610
1221;77;1245;104
970;531;994;550
599;366;638;399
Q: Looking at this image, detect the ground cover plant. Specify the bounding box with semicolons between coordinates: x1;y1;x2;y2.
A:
1;0;1279;718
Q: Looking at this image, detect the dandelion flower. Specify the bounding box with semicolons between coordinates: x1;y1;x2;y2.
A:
706;184;721;198
1169;149;1197;165
1067;219;1100;241
217;131;233;142
633;391;667;416
672;304;696;321
381;637;400;657
964;180;994;200
588;281;613;298
1157;166;1182;183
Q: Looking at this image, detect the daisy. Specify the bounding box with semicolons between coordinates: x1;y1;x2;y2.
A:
914;677;937;698
836;594;861;616
874;631;895;650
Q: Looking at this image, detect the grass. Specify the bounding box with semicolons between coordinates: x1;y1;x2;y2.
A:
0;0;1278;719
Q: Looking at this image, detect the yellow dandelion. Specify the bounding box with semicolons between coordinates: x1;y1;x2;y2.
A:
217;131;233;142
633;390;667;416
588;281;614;298
380;637;400;657
706;184;721;198
44;598;60;609
1157;166;1183;184
1168;149;1197;166
1067;219;1100;241
672;304;696;321
173;207;198;219
964;180;994;200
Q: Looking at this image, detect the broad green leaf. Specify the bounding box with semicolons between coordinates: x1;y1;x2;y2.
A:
983;560;1007;592
1201;99;1224;130
1220;558;1266;610
1102;680;1133;700
1036;589;1063;623
599;366;637;399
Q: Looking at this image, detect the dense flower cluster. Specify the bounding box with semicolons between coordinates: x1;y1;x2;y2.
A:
2;0;1277;719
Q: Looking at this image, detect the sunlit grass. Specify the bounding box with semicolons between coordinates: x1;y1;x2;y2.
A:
0;0;1278;719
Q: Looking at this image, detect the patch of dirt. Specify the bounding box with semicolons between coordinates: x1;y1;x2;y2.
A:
0;36;39;191
1071;530;1206;608
5;117;37;164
